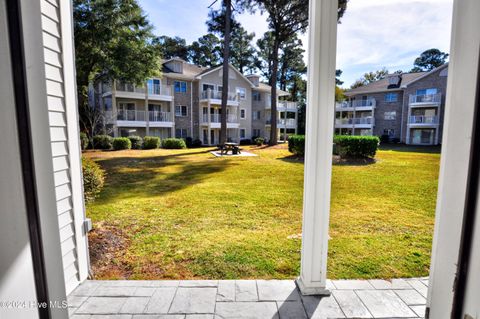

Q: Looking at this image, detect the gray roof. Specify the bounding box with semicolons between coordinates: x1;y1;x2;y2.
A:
345;72;426;96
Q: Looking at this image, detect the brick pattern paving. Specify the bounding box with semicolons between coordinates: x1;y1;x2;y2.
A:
69;278;428;318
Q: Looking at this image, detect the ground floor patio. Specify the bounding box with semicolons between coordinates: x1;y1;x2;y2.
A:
69;278;428;318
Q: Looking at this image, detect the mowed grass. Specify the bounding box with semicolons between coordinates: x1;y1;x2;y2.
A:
84;144;440;280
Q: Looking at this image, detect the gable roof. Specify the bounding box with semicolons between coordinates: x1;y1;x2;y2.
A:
194;64;256;88
162;59;207;80
253;82;290;96
345;72;426;96
401;63;449;88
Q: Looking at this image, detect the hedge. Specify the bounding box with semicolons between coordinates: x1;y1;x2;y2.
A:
254;137;265;146
128;136;143;149
112;137;132;150
161;138;187;149
80;132;89;150
333;135;379;158
288;135;305;156
82;157;105;204
143;136;161;149
93;135;113;150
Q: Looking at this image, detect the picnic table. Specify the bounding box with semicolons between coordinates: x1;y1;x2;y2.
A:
220;142;241;155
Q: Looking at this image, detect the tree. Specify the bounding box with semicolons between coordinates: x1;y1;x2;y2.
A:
188;34;222;67
336;69;344;86
411;48;449;72
278;35;307;91
220;0;232;145
239;0;348;145
73;0;160;133
154;36;189;60
350;67;389;89
254;32;275;80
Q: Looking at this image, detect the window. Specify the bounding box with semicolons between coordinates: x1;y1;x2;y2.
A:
384;111;396;120
147;79;161;95
416;88;438;95
203;84;215;92
384;93;398;102
253;91;261;101
174;81;187;93
240;129;246;139
240;109;246;119
384;129;395;137
236;87;246;100
175;128;187;139
175;105;188;117
253;129;261;137
217;86;222;92
252;111;261;120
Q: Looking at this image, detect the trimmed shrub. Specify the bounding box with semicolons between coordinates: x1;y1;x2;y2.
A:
191;139;203;148
254;137;265;146
239;139;252;146
185;137;193;148
93;135;113;150
333;135;380;158
288;135;305;156
112;137;131;150
82;157;105;204
161;138;187;149
143;136;161;149
380;134;390;144
128;135;143;149
80;132;89;150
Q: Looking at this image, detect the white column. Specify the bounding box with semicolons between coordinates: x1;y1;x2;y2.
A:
406;107;412;144
296;0;338;296
171;100;175;138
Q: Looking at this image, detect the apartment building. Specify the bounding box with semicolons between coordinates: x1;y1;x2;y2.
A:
335;64;448;145
91;58;298;145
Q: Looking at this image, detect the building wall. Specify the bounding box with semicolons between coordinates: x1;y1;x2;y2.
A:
166;78;194;138
401;67;448;143
252;90;268;138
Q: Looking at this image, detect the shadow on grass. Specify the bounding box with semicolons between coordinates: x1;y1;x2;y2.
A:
379;143;441;154
92;151;237;204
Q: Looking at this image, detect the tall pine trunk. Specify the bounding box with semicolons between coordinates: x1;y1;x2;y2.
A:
220;0;231;145
269;39;280;145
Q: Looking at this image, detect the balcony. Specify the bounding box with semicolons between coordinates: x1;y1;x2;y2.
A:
408;115;439;126
201;90;239;106
201;113;239;129
102;81;173;101
265;118;297;127
335;117;374;128
147;83;173;101
335;99;376;111
409;93;441;107
149;111;174;127
278;101;298;112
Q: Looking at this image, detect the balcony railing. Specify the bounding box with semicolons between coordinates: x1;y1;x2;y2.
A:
201;90;238;101
335;117;374;125
148;83;172;96
409;115;439;124
278;101;298;110
336;99;376;108
115;82;145;94
202;114;238;123
117;110;146;121
266;119;297;125
149;111;172;122
409;93;441;104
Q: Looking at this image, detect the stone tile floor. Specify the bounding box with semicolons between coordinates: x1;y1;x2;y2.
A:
69;278;428;319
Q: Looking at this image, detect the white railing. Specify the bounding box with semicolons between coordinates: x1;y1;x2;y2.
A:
203;114;239;123
336;99;376;108
278;101;298;110
115;82;145;94
409;115;439;124
279;118;297;126
117;110;146;121
335;117;373;125
409;93;441;104
201;90;238;101
148;83;172;96
149;111;172;122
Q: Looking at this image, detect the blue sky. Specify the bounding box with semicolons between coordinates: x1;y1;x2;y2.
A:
139;0;453;87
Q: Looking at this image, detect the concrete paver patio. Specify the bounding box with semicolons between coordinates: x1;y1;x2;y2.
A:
69;278;428;318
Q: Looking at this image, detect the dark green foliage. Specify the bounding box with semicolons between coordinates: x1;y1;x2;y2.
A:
161;138;187;149
82;157;105;203
380;135;390;144
240;139;252;146
155;35;189;60
411;48;449;72
288;135;305;156
334;135;380;158
80;132;89;150
254;137;265;146
93;135;113;150
112;137;132;150
143;136;160;149
128;136;143;149
192;139;203;148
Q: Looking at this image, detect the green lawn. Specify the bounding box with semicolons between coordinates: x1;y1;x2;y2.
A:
84;144;440;280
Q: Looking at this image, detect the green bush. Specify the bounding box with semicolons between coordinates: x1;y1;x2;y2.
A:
143;136;161;149
93;135;113;150
112;137;132;150
333;135;380;158
161;138;187;149
80;132;89;150
82;157;105;204
191;139;203;148
128;136;143;149
288;135;305;156
254;137;265;146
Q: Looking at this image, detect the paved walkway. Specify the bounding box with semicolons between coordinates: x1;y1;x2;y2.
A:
69;278;428;318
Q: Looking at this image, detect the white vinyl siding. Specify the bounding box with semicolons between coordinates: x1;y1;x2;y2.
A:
41;0;81;294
